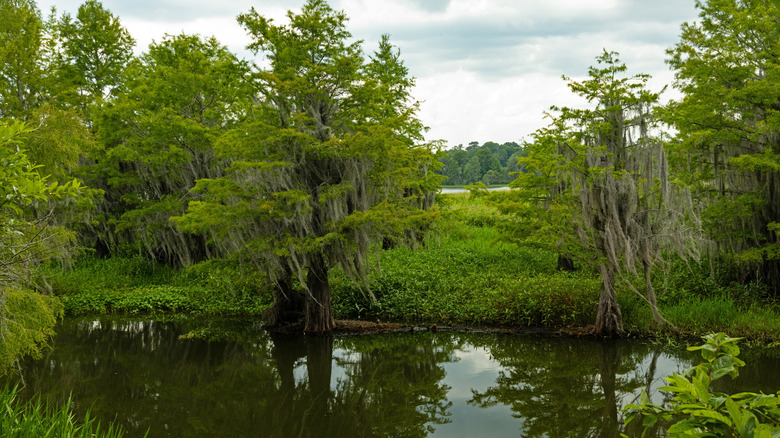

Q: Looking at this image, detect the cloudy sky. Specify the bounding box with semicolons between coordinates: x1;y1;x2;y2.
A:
36;0;701;148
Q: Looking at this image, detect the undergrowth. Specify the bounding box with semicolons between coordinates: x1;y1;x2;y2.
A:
47;192;780;340
48;256;272;316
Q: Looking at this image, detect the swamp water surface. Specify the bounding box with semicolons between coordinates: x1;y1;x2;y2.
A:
5;318;780;437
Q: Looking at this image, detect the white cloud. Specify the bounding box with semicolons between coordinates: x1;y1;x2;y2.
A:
33;0;700;148
417;70;584;146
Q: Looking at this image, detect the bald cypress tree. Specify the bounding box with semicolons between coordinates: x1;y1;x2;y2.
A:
0;0;45;120
91;34;253;265
174;0;441;332
52;0;135;125
516;51;701;336
666;0;780;295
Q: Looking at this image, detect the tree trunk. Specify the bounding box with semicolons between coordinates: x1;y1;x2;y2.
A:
643;261;665;326
557;254;576;271
304;252;335;333
595;262;624;337
263;263;304;327
597;342;621;438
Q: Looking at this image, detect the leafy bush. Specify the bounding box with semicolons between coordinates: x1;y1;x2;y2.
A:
331;234;598;327
0;289;63;373
663;296;740;332
63;285;270;316
623;333;780;437
52;255;273;317
658;256;773;307
438;192;503;227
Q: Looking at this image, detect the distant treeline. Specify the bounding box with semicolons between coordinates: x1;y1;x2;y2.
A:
437;141;527;186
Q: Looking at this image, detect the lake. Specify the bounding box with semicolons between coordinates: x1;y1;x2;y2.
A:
4;317;779;437
439;186;511;194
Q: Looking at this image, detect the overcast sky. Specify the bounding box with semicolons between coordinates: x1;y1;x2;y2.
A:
35;0;701;148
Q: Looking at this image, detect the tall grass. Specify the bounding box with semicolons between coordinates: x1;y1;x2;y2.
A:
0;386;134;438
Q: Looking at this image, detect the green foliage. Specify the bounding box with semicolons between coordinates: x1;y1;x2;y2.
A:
0;385;131;437
623;333;780;437
659;256;775;310
46;255;179;294
330;195;780;337
464;181;489;199
62;283;269;317
0;289;62;373
52;0;135;119
665;0;780;294
330;222;599;327
50;255;272;316
437;141;525;185
90;33;252;266
0;121;84;371
0;0;46;119
438;192;502;227
663;296;741;333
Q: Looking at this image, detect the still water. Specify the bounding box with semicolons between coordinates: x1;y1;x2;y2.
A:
439;186;511;194
5;318;779;437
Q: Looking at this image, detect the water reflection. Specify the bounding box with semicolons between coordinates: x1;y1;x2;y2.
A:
4;319;778;437
468;336;663;437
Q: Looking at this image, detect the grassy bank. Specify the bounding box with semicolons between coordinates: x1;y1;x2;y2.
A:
47;193;780;341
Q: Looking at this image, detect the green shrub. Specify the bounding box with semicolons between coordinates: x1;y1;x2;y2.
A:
623;333;780;437
658;256;773;307
331;236;597;327
51;255;273;317
0;289;63;373
46;255;179;295
63;284;270;317
438;192;503;227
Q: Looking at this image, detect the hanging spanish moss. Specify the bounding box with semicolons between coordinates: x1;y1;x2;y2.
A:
541;51;702;336
666;0;780;296
84;33;253;267
175;1;441;332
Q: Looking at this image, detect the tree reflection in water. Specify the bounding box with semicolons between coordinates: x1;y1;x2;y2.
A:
4;319;776;437
4;319;458;438
468;336;667;437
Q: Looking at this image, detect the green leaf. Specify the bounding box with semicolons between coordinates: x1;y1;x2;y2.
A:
711;355;738;380
683;409;731;427
726;397;748;432
667;420;700;434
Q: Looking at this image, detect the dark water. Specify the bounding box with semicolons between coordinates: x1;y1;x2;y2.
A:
4;318;779;437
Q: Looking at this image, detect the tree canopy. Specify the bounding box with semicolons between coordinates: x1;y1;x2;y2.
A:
437;141;525;186
665;0;780;294
89;33;253;266
504;51;701;336
0;121;83;370
173;0;441;332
